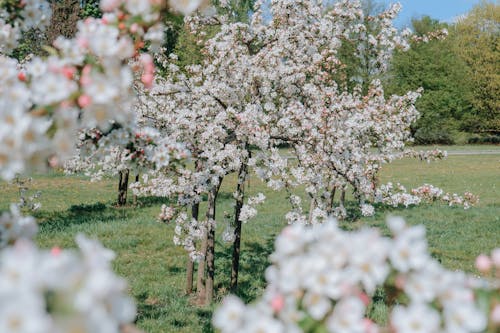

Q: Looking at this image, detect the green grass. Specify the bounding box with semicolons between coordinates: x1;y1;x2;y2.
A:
409;144;500;152
0;151;499;332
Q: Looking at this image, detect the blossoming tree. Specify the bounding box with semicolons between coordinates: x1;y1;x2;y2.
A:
132;0;476;305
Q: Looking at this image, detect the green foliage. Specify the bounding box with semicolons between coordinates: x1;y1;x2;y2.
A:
454;1;500;134
79;0;101;18
172;0;255;69
387;16;475;144
388;3;500;142
212;0;254;23
11;28;47;60
468;135;500;144
162;11;184;55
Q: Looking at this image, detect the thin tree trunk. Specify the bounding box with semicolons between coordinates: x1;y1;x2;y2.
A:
327;186;337;215
205;180;222;304
230;155;249;291
340;189;346;211
117;169;129;206
186;202;199;295
133;173;139;206
308;196;316;224
196;230;207;298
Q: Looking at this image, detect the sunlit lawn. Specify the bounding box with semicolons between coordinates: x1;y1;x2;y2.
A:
0;149;499;332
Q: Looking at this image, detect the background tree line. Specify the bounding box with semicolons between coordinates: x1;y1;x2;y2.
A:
16;0;499;145
387;2;499;144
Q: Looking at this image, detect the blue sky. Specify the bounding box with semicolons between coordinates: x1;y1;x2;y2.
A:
383;0;485;28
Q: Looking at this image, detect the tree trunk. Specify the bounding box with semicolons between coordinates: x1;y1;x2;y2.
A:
230;156;249;292
205;180;222;304
133;173;139;206
186;202;199;295
339;189;346;213
307;197;316;224
196;229;207;298
327;186;337;215
117;169;129;206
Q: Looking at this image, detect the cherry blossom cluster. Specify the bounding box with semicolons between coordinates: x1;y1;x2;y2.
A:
0;235;136;333
65;126;189;182
0;0;203;182
401;148;448;162
411;28;449;43
0;185;137;332
220;193;267;244
213;217;498;333
238;193;266;224
1;0;204;329
171;212;208;260
375;182;479;209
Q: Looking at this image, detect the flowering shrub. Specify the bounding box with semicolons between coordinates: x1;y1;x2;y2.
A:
375;182;479;209
213;217;499;333
0;0;200;180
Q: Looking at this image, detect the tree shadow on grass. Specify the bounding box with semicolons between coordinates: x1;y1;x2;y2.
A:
216;191;233;201
198;308;215;333
135;291;169;323
134;196;170;207
193;235;276;332
214;234;275;303
36;201;137;233
35;194;174;233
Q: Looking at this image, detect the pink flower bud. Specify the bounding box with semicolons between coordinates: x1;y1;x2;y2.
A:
82;64;92;76
130;23;139;33
51;246;61;256
80;75;91;86
475;254;492;273
62;66;76;79
141;73;154;88
363;318;379;333
78;94;92;108
270;294;284;312
77;37;89;49
358;292;371;306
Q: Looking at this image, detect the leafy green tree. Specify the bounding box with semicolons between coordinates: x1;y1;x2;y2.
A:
454;1;500;134
387;16;475;144
174;0;255;68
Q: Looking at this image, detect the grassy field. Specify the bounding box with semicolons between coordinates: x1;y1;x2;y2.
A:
0;148;499;332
